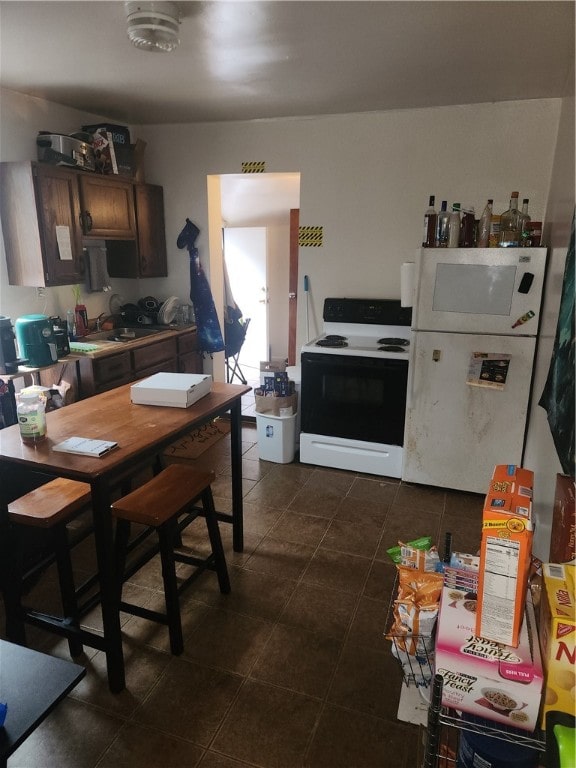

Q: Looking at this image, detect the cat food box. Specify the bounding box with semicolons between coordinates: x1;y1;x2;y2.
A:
476;465;534;647
539;562;576;728
435;586;543;731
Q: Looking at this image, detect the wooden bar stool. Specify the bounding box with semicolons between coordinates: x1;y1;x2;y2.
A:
8;477;92;657
111;464;230;656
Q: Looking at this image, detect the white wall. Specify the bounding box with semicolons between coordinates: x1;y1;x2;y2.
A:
135;99;561;350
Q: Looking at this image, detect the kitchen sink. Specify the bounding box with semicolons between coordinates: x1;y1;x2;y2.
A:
85;327;164;343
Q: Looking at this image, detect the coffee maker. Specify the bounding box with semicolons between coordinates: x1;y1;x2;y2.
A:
0;315;26;374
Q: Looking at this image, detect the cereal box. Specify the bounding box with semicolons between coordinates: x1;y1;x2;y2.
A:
435;586;543;731
539;562;576;728
489;464;534;499
476;466;534;648
549;474;576;563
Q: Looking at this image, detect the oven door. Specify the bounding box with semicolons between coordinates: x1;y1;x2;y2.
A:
300;352;408;446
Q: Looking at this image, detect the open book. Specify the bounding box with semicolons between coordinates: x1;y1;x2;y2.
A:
53;436;118;457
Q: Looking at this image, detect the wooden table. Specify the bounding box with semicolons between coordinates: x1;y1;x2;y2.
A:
0;640;85;768
0;381;250;693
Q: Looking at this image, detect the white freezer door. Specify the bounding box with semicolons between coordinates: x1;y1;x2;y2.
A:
413;248;547;335
403;331;536;494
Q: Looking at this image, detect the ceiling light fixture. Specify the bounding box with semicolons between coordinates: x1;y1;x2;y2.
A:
125;2;181;53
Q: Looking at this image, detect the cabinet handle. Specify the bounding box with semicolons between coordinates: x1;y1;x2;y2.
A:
80;210;93;232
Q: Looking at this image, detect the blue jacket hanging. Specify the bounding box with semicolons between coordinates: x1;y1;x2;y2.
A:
177;218;225;354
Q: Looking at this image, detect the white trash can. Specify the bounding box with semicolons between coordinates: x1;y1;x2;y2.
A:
256;412;297;463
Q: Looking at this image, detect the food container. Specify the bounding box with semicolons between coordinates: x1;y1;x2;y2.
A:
435;586;543;731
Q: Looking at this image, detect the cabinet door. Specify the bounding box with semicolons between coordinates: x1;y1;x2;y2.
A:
135;184;167;277
132;338;178;376
78;175;136;239
177;331;202;373
35;165;85;285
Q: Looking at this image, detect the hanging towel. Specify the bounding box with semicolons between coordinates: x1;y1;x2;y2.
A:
177;218;225;355
84;241;112;292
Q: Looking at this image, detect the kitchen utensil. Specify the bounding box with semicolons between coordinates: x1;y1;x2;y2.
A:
109;294;124;314
158;296;180;325
119;303;140;324
138;296;160;312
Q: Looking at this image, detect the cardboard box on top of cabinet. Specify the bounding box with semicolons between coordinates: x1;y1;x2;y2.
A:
476;465;534;648
435;586;543;732
539;562;576;729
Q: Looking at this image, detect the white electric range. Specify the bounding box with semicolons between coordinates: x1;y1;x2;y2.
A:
299;298;412;477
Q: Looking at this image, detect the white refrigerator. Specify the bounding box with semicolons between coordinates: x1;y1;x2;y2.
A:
402;247;547;494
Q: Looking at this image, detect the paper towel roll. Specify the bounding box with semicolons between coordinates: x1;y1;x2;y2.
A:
401;262;415;308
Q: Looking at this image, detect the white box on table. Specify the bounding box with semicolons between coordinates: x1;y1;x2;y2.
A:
131;373;212;408
435;585;543;731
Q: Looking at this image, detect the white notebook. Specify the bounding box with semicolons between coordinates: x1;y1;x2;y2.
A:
53;436;118;457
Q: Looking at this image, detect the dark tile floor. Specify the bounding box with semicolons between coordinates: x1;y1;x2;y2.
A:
2;418;485;768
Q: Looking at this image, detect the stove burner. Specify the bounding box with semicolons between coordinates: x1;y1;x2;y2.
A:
316;336;348;348
378;337;410;346
325;334;347;341
379;345;408;353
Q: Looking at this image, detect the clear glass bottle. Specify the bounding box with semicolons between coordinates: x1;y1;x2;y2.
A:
499;191;522;247
17;390;47;445
435;201;450;247
477;199;493;248
447;203;461;247
519;198;531;246
66;309;77;341
422;195;437;247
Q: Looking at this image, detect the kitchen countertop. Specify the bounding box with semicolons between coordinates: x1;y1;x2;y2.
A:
67;324;197;358
11;326;198;375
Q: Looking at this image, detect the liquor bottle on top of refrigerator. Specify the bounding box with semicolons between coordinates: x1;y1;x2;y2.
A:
459;206;476;247
520;198;531;246
435;201;450;247
499;191;522;247
422;196;437;247
447;203;461;247
477;199;493;248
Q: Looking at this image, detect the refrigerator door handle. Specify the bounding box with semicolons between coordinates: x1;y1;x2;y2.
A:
406;353;416;408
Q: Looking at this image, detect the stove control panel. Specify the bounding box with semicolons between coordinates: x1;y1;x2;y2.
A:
323;298;412;327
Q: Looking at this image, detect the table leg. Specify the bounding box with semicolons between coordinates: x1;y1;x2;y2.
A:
89;480;125;693
229;400;244;552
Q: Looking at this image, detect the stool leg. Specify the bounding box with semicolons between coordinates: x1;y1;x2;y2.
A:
201;488;230;594
52;526;83;657
159;519;183;655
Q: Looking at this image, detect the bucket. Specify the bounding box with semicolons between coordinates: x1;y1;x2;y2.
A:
457;718;539;768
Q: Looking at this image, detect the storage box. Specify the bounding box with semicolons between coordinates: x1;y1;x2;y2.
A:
82;123;131;146
550;474;576;563
260;359;286;384
476;465;534;647
92;130;118;175
255;392;298;417
435;586;543;731
256;412;296;463
131;372;212;408
539;562;576;729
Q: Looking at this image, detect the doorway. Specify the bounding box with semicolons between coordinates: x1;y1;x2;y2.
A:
213;173;301;382
223;227;268;379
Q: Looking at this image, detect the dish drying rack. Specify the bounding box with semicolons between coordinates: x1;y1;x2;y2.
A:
385;533;546;768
